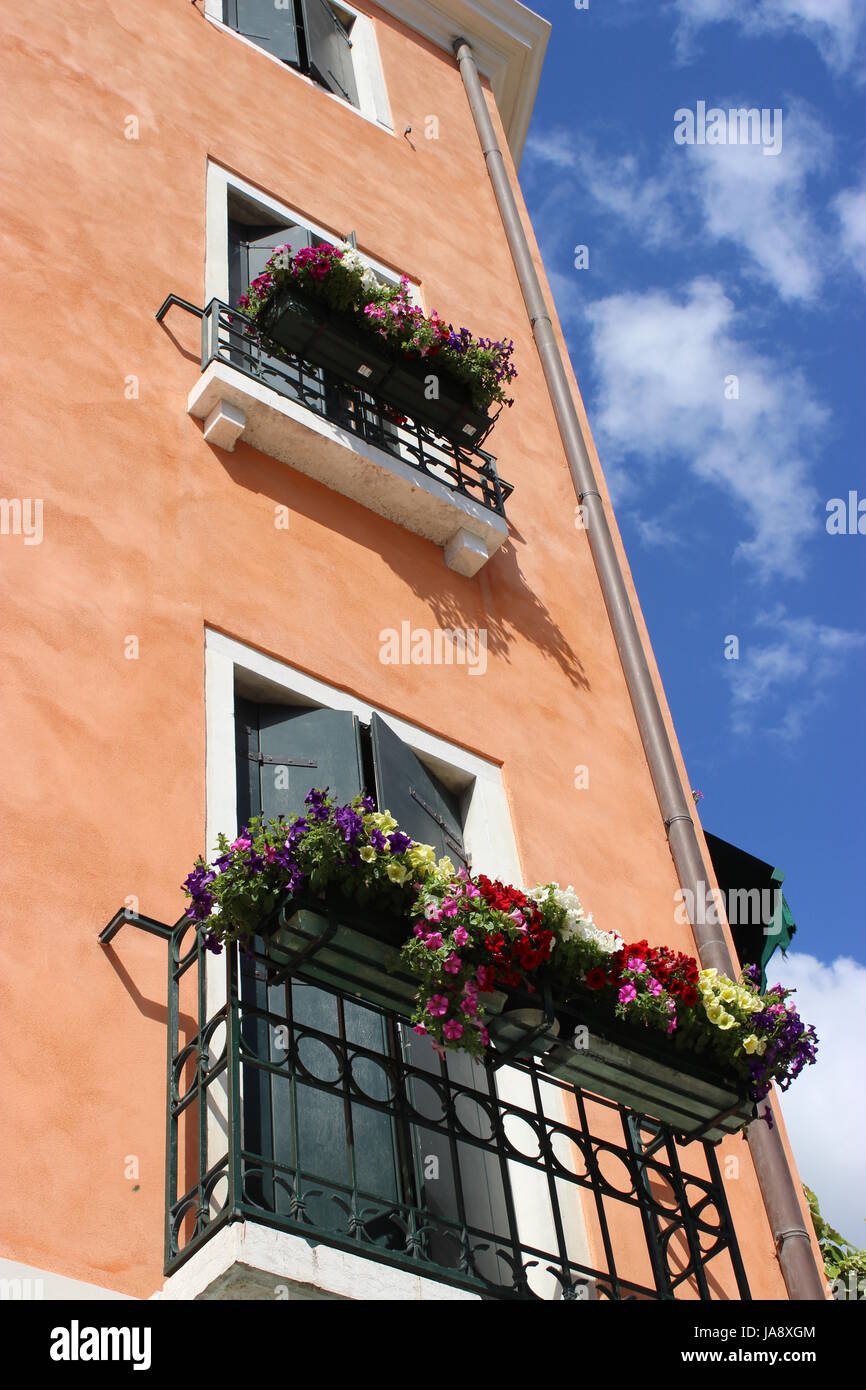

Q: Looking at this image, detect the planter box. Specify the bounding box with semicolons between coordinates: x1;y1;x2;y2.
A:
488;1007;561;1058
257;291;493;445
378;358;492;446
543;1021;753;1142
267;901;506;1022
258;288;392;392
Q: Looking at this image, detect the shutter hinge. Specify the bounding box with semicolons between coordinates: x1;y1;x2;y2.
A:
246;753;318;769
409;786;469;865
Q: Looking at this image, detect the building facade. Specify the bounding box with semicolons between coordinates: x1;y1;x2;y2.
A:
0;0;823;1301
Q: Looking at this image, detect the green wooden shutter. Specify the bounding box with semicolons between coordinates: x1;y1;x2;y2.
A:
228;217;321;404
299;0;359;107
369;712;469;866
237;701;405;1234
227;0;301;65
368;714;512;1272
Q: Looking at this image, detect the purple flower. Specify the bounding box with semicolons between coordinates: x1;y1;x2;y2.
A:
335;805;363;844
387;830;412;854
370;828;387;852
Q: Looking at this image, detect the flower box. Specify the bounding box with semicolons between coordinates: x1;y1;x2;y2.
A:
257;289;492;445
543;1004;753;1142
258;287;393;392
488;1006;561;1058
267;898;506;1022
377;358;493;446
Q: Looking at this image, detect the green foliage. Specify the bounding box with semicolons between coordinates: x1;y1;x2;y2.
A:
806;1185;866;1287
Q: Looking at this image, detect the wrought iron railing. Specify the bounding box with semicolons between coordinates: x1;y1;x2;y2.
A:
156;295;513;519
159;915;751;1301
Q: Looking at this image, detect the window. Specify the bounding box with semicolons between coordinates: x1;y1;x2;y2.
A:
224;0;359;107
226;187;404;437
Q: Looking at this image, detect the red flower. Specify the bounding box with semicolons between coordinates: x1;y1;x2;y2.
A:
585;967;607;991
681;985;699;1007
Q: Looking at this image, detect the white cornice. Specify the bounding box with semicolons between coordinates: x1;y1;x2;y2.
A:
371;0;550;165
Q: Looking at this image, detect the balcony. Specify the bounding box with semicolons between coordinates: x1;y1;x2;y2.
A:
157;296;513;578
114;908;753;1302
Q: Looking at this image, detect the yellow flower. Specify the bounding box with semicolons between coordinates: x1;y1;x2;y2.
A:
716;1012;737;1030
386;862;408;885
743;1034;760;1054
706;1002;724;1025
437;857;455;877
720;984;737;1004
372;810;397;833
699;968;718;982
359;845;376;863
408;843;436;869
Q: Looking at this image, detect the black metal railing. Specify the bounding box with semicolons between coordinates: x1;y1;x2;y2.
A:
156;295;513;519
162;918;751;1301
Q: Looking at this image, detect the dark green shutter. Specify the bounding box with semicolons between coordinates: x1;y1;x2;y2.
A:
370;712;469;866
237;701;404;1232
228;217;321;403
368;714;511;1270
299;0;359;107
227;0;301;65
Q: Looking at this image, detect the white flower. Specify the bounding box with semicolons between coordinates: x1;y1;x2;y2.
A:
525;882;622;956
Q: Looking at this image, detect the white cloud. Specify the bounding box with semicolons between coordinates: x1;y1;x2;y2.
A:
526;107;844;306
524;131;680;250
835;180;866;282
729;608;866;738
683;106;830;303
772;952;866;1242
583;278;827;577
667;0;866;75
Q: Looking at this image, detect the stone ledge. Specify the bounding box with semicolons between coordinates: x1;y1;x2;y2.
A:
187;361;509;577
156;1221;481;1301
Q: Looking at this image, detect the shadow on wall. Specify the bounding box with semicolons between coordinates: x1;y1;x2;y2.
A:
205;434;591;691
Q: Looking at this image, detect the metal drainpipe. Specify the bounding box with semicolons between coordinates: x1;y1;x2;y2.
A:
453;37;824;1302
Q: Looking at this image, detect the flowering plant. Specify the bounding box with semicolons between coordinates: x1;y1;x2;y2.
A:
401;873;564;1058
183;789;443;947
182;789;818;1103
237;241;517;412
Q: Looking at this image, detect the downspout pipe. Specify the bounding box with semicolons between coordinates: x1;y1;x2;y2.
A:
453;37;824;1302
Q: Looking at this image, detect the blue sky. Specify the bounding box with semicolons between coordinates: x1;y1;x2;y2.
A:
520;0;865;1237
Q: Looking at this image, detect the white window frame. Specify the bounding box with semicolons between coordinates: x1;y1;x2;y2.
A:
181;627;593;1302
203;0;393;133
205;159;417;307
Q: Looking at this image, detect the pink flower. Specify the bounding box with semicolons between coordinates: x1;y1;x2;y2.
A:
413;923;425;937
413;1024;427;1035
443;953;462;975
460;993;478;1017
424;902;442;922
427;994;449;1017
443;1019;464;1041
424;931;443;951
647;977;663;997
627;956;646;974
477;1024;489;1047
619;983;637;1005
231;836;252;852
453;925;469;947
441;897;459;918
476;965;495;991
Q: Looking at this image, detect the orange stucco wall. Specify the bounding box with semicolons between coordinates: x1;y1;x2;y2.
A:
0;0;819;1297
